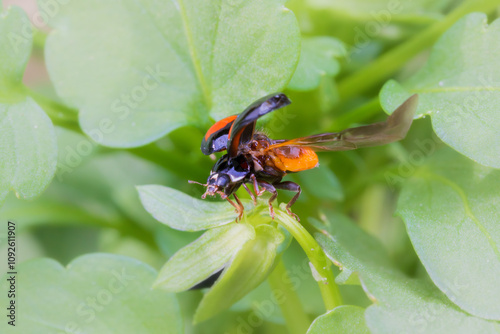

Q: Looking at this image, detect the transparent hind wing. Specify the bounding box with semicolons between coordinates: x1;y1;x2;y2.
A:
265;94;418;152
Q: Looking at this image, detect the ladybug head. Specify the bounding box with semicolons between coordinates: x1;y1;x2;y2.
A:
187;172;231;199
188;155;232;198
202;173;231;198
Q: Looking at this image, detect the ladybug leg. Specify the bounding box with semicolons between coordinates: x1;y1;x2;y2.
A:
274;181;301;221
257;181;278;220
233;194;245;221
251;174;265;197
222;193;244;221
242;183;257;205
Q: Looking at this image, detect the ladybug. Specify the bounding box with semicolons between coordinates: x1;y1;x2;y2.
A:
191;93;418;221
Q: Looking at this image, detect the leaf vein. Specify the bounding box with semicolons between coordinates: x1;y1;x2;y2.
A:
427;172;500;260
134;0;193;77
208;1;223;89
173;0;212;109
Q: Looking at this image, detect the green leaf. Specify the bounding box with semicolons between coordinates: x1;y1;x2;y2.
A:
153;223;255;292
0;254;183;334
0;6;57;205
138;185;250;231
0;100;58;203
397;148;500;320
43;0;300;147
0;6;30;92
307;306;370;334
194;224;284;323
363;269;500;334
313;212;393;285
380;13;500;168
315;210;500;333
288;36;345;91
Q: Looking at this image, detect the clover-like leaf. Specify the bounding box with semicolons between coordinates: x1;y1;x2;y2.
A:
287;36;345;91
0;6;29;91
137;185;250;231
380;13;500;168
307;306;370;334
153;223;255;292
313;212;393;285
0;5;57;205
397;148;500;320
0;254;182;334
194;224;285;323
363;269;500;334
315;210;500;333
43;0;300;148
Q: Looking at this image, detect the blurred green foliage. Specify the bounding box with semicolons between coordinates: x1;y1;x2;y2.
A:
1;0;500;333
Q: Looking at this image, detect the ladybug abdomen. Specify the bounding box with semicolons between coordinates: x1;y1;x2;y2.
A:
269;146;319;173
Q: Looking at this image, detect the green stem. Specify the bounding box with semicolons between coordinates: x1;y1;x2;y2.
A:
275;208;342;311
267;260;310;334
23;87;80;131
337;0;500;100
33;29;48;52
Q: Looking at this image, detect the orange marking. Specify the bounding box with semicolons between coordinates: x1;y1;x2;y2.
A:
229;129;243;155
271;146;319;172
204;115;237;140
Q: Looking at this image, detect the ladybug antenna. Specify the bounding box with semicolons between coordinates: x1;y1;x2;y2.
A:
188;180;208;187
